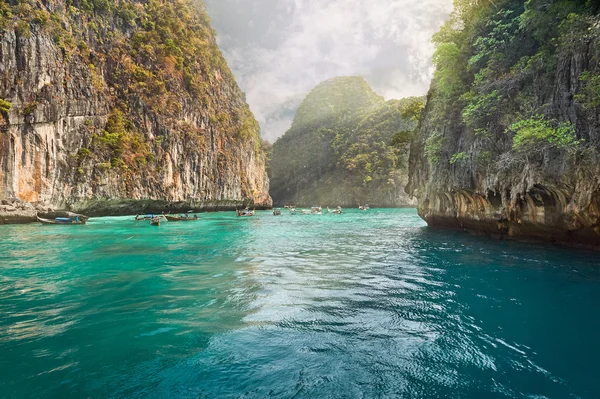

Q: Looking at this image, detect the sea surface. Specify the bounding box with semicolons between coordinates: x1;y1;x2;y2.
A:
0;208;599;399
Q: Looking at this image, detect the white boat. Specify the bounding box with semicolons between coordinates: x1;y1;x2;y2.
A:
311;206;322;215
328;206;342;214
237;208;255;217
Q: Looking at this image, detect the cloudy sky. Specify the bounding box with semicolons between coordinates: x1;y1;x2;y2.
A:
203;0;453;142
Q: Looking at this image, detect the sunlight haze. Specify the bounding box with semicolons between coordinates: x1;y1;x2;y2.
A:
204;0;453;142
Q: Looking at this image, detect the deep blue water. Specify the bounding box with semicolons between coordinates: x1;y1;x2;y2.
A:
0;208;599;398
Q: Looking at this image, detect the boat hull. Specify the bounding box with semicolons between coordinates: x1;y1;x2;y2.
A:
165;215;198;221
37;216;86;225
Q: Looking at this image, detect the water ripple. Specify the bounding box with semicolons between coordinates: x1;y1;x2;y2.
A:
1;210;599;398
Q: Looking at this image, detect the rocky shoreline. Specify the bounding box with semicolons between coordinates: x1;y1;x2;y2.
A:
418;205;600;251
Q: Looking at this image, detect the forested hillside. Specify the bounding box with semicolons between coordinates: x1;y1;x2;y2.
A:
270;77;422;207
408;0;600;246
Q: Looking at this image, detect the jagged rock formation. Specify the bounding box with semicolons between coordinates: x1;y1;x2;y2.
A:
270;76;420;207
0;0;271;220
407;0;600;247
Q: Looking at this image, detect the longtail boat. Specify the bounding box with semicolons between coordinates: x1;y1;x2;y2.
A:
328;206;343;214
165;214;198;221
37;215;88;225
150;216;161;226
135;214;156;221
237;208;255;217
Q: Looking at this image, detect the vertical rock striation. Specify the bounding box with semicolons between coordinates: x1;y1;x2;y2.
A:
0;0;271;219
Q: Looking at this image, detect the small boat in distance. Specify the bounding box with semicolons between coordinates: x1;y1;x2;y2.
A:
150;216;161;226
358;204;370;211
237;208;255;217
273;208;282;216
37;215;88;225
289;206;297;214
165;214;198;221
135;214;155;221
300;206;322;215
328;206;343;214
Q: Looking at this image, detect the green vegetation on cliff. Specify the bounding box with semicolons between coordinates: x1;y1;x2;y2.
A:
270;77;422;206
416;0;600;173
0;0;271;208
1;0;263;168
0;98;10;122
0;0;273;210
407;0;600;246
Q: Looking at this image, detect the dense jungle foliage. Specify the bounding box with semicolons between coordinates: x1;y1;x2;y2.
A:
270;77;423;207
419;0;600;179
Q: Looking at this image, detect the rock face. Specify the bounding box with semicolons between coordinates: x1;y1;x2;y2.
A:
407;1;600;248
0;0;271;217
270;76;419;207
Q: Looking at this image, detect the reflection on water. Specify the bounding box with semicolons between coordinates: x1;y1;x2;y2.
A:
1;209;599;398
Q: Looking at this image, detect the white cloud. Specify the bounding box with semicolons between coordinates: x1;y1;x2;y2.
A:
204;0;453;142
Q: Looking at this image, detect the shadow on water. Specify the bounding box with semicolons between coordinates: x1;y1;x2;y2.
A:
0;209;599;398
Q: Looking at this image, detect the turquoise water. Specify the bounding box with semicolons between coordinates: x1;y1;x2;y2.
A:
1;208;599;398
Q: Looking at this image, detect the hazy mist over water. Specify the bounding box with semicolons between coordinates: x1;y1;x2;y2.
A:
203;0;453;142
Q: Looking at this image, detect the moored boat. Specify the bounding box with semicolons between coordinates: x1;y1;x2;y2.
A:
37;215;88;225
135;214;155;221
150;216;161;226
165;214;198;221
237;208;255;217
273;208;282;216
311;206;322;215
328;206;343;214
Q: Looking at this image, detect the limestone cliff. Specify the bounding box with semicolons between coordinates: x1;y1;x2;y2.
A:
0;0;271;219
407;0;600;248
270;77;420;207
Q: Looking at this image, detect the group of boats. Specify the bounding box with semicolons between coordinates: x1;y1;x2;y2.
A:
34;204;372;225
36;211;201;226
273;205;344;215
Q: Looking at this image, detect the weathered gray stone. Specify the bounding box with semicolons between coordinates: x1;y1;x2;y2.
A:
0;9;272;225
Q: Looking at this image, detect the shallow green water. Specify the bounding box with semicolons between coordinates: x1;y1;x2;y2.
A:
1;209;599;398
